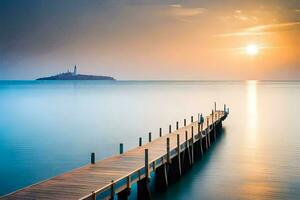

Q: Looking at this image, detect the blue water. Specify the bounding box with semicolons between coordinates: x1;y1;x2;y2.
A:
0;80;300;199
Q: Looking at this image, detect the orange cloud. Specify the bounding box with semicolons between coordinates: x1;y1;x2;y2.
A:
215;21;300;37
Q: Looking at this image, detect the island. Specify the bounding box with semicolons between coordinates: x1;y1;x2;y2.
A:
36;65;115;80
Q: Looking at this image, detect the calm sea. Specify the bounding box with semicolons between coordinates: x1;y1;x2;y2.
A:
0;80;299;199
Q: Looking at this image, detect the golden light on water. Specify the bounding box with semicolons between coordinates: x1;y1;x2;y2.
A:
246;80;258;142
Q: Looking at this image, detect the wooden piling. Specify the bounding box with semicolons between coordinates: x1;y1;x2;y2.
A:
169;125;171;134
92;192;96;200
145;149;149;178
149;132;152;142
191;116;193;122
176;134;182;176
91;153;95;164
191;126;194;164
153;161;156;172
199;123;203;156
184;119;186;126
110;180;115;200
185;130;191;165
167;138;170;163
139;137;142;147
207;118;211;147
120;143;124;154
127;176;131;190
212;111;216;141
176;121;179;130
159;128;162;137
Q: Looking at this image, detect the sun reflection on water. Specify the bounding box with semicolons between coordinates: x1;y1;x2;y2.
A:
246;80;258;142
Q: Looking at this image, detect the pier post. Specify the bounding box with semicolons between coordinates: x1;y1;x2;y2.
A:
91;192;96;200
91;153;95;164
184;119;186;126
191;116;194;122
167;138;171;163
159;128;162;137
198;123;203;156
213;110;216;141
176;121;179;130
145;149;149;178
191;126;194;164
205;119;208;150
109;180;115;200
169;125;171;134
149;132;152;142
214;102;217;112
207;118;211;147
139;137;142;147
185;130;191;166
120;143;124;154
177;134;182;176
137;149;151;200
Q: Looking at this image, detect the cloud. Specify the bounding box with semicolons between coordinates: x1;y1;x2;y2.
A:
168;4;206;17
246;22;300;32
214;21;300;37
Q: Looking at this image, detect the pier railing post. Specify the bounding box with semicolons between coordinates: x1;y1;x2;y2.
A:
149;132;152;142
214;102;217;112
169;125;171;134
184;119;186;126
139;137;142;147
191;116;193;123
120;143;124;154
159;128;162;137
176;121;179;130
91;152;95;164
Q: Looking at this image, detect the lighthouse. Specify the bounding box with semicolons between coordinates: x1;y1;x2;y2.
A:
73;65;77;76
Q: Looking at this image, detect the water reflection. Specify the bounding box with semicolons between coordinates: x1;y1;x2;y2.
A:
246;80;258;143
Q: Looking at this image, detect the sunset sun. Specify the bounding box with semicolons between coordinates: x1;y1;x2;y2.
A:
245;44;259;56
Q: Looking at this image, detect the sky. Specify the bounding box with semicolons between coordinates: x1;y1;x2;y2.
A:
1;0;300;80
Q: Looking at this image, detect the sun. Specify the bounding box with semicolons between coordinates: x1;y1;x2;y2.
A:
245;44;259;56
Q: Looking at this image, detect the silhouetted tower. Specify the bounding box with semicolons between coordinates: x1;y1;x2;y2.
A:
73;65;77;76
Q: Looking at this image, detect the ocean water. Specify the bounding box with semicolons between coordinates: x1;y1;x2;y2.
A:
0;80;299;199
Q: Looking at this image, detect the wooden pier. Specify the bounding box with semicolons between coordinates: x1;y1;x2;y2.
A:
1;105;229;200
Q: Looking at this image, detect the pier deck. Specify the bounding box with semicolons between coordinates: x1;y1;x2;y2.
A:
1;110;228;200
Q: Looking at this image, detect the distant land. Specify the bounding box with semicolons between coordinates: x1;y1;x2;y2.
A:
36;66;115;81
